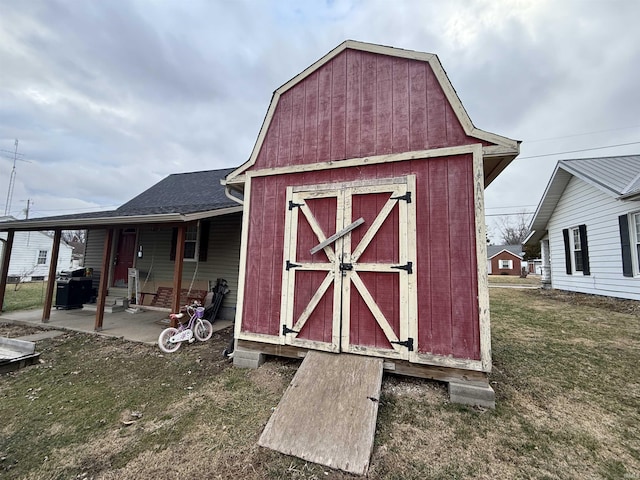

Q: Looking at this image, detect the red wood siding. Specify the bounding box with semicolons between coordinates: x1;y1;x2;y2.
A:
253;50;484;170
490;252;522;276
240;154;480;361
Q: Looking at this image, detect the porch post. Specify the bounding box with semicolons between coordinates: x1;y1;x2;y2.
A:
0;230;14;313
42;229;62;322
171;224;185;327
541;238;551;288
95;228;114;331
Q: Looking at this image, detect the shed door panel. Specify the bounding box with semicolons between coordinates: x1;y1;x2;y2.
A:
281;177;416;360
281;191;341;352
343;184;411;360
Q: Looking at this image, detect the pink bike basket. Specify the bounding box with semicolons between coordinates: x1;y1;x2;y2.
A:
195;306;205;318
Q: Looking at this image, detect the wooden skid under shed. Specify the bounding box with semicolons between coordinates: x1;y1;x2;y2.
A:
258;351;383;475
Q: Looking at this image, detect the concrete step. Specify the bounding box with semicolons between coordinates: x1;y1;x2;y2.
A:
82;300;127;313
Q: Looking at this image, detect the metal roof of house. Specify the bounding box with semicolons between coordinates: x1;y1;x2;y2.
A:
0;168;242;231
487;244;523;260
525;155;640;245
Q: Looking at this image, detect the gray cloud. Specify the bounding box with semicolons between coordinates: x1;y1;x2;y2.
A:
1;0;639;230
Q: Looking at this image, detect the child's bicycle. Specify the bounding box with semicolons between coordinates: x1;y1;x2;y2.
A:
158;302;214;353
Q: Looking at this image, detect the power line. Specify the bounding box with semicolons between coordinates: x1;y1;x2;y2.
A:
518;141;640;160
525;125;640;143
485;212;534;217
485;204;536;210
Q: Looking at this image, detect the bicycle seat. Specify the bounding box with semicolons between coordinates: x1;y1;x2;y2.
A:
169;313;186;322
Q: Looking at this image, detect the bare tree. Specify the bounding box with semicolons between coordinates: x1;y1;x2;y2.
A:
498;211;531;245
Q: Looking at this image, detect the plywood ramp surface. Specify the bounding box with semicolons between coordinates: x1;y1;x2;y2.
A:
258;351;383;475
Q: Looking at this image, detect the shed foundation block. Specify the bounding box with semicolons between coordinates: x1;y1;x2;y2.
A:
233;347;266;369
448;382;495;409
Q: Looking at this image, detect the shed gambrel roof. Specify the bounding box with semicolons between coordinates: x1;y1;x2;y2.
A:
525;155;640;245
487;244;523;260
0;168;242;232
224;40;520;189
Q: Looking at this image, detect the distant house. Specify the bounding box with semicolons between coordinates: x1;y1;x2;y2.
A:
525;155;640;300
0;216;73;282
487;244;523;275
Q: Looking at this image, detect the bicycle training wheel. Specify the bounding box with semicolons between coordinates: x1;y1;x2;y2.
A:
158;327;181;353
194;319;213;341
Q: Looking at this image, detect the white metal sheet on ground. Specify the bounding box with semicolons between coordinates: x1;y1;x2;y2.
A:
258;350;383;475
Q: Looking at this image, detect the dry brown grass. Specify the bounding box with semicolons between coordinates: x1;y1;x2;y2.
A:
1;287;639;479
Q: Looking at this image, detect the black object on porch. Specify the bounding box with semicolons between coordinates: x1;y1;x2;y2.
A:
203;278;230;322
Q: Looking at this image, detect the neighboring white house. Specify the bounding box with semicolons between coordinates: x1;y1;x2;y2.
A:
525;155;640;300
0;216;73;282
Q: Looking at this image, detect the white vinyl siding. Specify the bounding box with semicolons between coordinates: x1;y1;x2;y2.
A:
547;175;640;300
0;231;72;281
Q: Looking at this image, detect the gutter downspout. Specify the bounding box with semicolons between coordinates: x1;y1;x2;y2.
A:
223;182;244;206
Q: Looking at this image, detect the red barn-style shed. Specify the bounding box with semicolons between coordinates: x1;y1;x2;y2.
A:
224;41;519;391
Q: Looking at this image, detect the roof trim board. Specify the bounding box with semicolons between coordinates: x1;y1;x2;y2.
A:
0;206;243;232
225;40;519;185
488;248;523;260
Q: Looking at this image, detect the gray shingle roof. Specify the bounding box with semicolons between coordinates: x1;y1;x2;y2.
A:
0;168;242;230
487;244;523;259
116;168;238;215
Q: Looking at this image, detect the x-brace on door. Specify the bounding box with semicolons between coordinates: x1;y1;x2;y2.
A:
280;176;417;361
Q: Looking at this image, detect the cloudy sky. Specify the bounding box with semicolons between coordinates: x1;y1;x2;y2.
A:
1;0;639;241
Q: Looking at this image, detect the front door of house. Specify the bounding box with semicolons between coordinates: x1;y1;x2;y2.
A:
113;229;136;287
280;176;417;361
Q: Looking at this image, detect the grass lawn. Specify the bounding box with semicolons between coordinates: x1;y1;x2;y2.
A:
1;281;49;312
1;288;638;479
487;274;541;285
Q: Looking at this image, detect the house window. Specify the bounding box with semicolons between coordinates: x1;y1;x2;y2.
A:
562;225;590;275
184;225;199;260
37;250;48;265
572;228;583;272
499;259;513;269
170;221;209;262
633;213;640;274
621;212;640;276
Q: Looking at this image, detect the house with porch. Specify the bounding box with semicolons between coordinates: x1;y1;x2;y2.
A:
0;168;242;327
525;155;640;300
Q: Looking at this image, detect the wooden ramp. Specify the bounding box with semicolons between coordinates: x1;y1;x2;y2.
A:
258;351;383;475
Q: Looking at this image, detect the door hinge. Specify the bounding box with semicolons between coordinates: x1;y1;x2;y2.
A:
391;191;412;203
391;337;414;351
339;262;353;271
282;325;299;335
286;260;301;270
391;261;413;274
288;200;304;210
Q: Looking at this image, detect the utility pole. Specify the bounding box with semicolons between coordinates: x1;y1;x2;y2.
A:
2;139;29;217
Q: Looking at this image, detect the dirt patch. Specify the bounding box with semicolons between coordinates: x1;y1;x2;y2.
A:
531;288;640;315
0;321;47;338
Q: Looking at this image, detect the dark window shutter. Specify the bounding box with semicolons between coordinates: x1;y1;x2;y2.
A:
169;228;177;261
199;221;210;262
562;228;572;274
579;224;590;276
619;214;633;277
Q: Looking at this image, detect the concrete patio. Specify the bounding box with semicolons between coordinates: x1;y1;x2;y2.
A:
0;307;234;345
